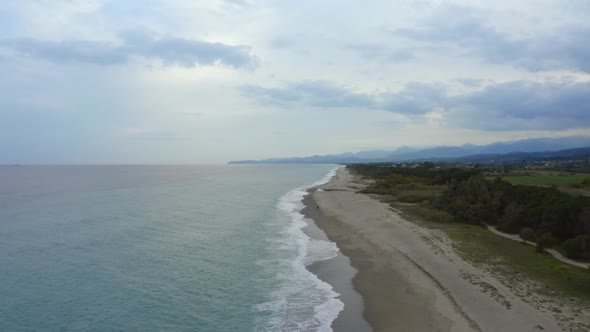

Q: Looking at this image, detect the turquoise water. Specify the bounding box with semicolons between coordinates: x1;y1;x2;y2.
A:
0;165;341;331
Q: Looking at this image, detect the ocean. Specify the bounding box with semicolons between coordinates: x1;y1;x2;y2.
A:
0;164;342;331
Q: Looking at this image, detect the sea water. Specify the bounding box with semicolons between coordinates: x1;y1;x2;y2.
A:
0;165;342;331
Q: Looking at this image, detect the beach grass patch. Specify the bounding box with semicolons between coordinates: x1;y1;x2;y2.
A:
393;203;455;224
500;173;588;186
391;200;590;302
396;191;440;203
439;221;590;301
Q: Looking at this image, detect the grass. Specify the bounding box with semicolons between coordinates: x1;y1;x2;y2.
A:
447;223;590;299
501;173;588;186
360;170;590;302
393;203;455;223
486;170;590;186
363;182;445;203
396;190;440;203
395;203;590;302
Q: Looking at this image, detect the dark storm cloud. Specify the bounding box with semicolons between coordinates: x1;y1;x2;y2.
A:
243;79;590;130
0;31;255;68
244;79;448;116
449;80;590;130
394;5;590;72
242;80;445;115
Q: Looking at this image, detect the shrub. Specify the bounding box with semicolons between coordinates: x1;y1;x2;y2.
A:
519;227;535;243
536;232;557;253
402;204;455;223
397;192;438;203
563;235;590;259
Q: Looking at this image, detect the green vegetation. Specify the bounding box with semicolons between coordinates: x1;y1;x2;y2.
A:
397;203;590;301
563;235;590;260
577;177;590;189
354;164;590;254
446;223;590;301
519;227;535;243
536;232;557;253
393;203;455;224
349;163;590;301
501;173;588;186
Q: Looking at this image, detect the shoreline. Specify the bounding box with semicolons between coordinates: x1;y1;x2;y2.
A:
302;189;371;332
303;167;563;331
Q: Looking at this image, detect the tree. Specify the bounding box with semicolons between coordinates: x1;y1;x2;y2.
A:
519;227;535;244
536;232;557;253
422;161;435;169
563;235;590;259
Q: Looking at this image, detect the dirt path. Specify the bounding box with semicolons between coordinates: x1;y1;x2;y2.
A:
485;225;589;269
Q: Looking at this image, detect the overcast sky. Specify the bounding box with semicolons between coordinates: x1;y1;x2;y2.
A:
1;0;589;163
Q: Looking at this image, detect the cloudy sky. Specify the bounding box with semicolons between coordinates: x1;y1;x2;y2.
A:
1;0;589;163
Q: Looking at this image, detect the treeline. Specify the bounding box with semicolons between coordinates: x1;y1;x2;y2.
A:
351;163;479;185
349;164;590;260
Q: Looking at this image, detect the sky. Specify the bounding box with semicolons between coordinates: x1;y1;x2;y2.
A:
1;0;589;164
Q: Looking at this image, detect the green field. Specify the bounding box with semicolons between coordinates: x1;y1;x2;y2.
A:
500;173;588;186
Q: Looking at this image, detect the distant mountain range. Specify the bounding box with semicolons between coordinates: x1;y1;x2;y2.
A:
228;136;590;164
451;146;590;163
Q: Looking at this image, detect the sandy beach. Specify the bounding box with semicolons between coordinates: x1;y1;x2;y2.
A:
303;168;563;332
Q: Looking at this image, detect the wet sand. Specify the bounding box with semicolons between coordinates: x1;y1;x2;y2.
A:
303;168;562;332
303;196;372;332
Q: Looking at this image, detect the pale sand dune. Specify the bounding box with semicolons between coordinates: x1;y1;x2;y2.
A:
306;168;562;332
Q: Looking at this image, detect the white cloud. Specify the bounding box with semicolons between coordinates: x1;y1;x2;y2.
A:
1;0;589;163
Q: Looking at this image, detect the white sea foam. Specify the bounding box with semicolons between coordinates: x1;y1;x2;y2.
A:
255;166;343;332
304;238;339;266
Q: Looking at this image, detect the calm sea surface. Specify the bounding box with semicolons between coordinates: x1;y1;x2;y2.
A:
0;165;340;331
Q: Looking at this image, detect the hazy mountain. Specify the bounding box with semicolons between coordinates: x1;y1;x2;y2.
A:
452;146;590;163
228;136;590;164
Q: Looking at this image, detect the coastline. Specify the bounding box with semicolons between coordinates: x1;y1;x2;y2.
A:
302;189;371;332
303;167;563;332
306;253;370;332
